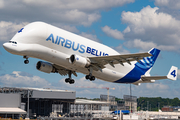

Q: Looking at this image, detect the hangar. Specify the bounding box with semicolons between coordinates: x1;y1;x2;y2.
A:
0;87;76;118
0;87;111;119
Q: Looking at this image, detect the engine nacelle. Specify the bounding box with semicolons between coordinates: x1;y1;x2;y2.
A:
36;61;55;73
69;54;90;68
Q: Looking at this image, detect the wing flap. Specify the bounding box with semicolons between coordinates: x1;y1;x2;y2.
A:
53;64;77;77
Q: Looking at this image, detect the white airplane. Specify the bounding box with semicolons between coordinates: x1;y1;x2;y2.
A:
3;22;178;85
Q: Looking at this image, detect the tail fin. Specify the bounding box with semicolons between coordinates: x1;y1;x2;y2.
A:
167;66;178;81
135;48;160;73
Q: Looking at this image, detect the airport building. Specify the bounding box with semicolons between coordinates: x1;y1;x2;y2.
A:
0;87;140;119
0;87;112;119
0;87;76;119
1;87;180;120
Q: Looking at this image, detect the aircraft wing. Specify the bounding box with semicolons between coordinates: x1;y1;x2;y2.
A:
88;52;152;69
53;64;77;77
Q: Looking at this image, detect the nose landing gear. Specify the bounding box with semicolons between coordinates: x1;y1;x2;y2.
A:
23;56;29;64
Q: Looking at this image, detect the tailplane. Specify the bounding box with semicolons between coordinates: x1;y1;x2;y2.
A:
133;66;178;85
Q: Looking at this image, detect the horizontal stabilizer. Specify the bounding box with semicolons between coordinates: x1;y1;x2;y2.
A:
140;66;178;82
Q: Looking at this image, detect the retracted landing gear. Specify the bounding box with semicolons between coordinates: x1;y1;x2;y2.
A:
65;71;75;84
85;66;96;81
23;56;29;64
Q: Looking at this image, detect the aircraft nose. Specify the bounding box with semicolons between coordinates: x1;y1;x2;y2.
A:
3;42;9;50
3;42;14;52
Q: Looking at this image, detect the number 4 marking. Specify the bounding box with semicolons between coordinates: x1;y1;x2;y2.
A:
171;70;176;77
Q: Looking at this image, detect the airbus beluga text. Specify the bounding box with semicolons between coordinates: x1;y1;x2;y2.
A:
3;22;178;85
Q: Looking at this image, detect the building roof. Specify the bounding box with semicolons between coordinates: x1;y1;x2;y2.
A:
0;87;74;93
0;87;76;100
75;99;110;105
0;108;26;114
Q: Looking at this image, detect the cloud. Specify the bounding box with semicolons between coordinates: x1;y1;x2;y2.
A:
178;69;180;78
155;0;180;10
102;26;124;40
0;21;28;43
22;0;135;12
155;0;180;20
0;0;135;46
0;71;177;99
0;71;51;88
0;0;4;8
80;32;100;42
55;76;179;99
124;39;177;51
56;77;128;98
58;25;79;34
132;82;177;98
0;0;134;27
121;5;180;52
114;45;130;54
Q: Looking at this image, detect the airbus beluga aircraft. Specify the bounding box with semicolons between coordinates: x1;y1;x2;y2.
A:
3;22;177;85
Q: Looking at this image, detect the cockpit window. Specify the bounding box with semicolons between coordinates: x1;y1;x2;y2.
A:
9;41;17;44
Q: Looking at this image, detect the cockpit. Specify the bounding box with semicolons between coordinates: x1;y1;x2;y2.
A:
9;41;17;44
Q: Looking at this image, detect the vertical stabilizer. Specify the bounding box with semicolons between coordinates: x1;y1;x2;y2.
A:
135;48;160;73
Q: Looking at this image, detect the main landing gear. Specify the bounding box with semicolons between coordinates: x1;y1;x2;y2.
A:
23;56;29;64
85;66;96;81
85;74;95;81
65;71;75;84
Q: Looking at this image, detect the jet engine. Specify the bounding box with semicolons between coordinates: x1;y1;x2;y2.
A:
69;54;90;68
36;61;55;73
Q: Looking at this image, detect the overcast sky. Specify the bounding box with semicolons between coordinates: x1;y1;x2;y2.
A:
0;0;180;99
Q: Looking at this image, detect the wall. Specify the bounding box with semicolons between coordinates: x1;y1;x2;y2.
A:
0;93;21;108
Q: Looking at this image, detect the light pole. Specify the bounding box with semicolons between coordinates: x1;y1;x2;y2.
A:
158;102;160;111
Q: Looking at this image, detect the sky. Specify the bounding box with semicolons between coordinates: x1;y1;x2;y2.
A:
0;0;180;99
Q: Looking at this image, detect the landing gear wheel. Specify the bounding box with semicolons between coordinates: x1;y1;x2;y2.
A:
69;79;75;84
85;74;95;81
90;76;95;81
23;56;29;64
65;78;70;83
85;75;91;80
65;78;75;84
24;60;29;64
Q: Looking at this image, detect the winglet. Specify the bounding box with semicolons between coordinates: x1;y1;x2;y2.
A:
167;66;178;81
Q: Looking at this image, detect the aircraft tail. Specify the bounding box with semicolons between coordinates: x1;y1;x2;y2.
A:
135;48;160;74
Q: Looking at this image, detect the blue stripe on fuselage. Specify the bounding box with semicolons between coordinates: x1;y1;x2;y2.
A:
114;65;145;83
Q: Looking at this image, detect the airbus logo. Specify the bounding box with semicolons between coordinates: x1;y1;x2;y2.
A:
18;28;24;33
46;33;109;56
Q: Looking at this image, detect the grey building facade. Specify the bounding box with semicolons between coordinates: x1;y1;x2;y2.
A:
0;87;76;118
